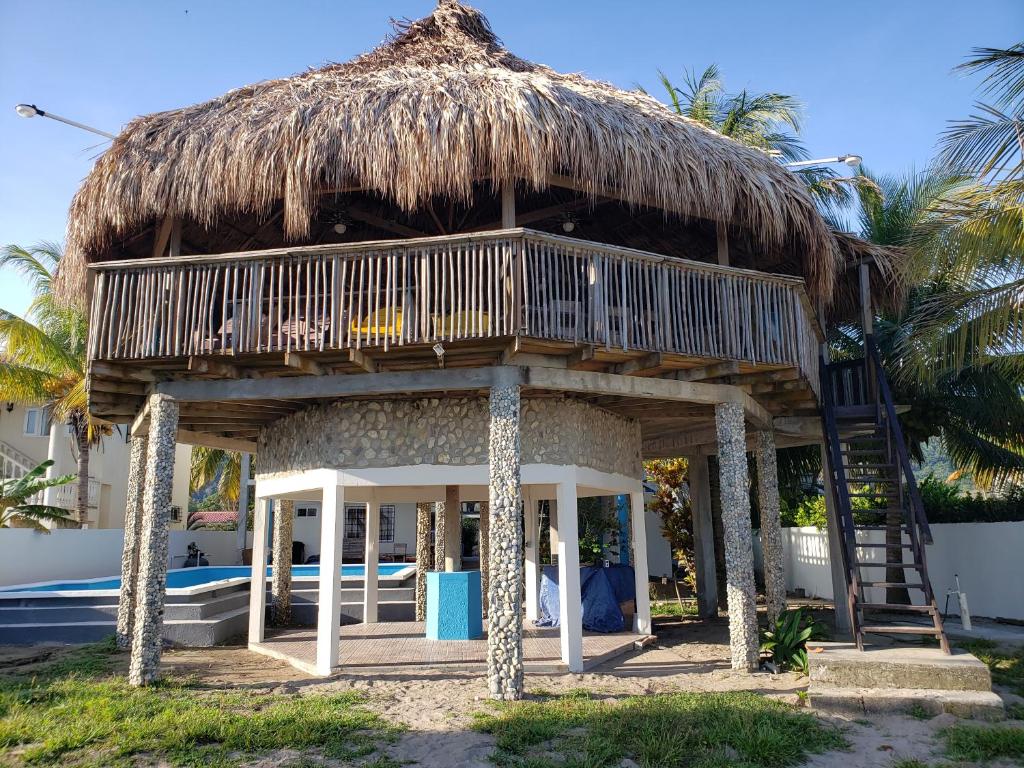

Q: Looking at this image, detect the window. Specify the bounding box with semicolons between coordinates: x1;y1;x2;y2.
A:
23;408;49;437
379;505;396;543
296;504;318;518
169;506;182;523
344;506;366;539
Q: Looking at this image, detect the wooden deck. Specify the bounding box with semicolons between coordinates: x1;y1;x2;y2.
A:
250;621;651;676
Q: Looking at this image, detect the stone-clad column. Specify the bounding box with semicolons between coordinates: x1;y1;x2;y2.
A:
116;436;147;650
714;401;759;672
434;501;446;571
415;502;431;621
756;431;786;625
128;394;179;687
444;485;461;571
479;501;490;618
271;499;294;626
486;377;524;700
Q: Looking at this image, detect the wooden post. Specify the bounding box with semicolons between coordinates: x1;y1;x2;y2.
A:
858;262;873;339
716;222;729;266
236;453;251;563
501;184;516;229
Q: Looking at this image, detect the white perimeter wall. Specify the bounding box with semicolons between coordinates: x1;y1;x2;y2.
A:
772;522;1024;621
0;529;242;587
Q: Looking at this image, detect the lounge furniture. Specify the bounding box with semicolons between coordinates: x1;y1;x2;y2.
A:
382;543;409;563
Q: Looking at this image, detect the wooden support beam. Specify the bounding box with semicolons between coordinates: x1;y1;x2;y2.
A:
566;345;596;370
501;183;516;229
347;348;378;373
152;216;174;259
188;356;255;379
89;380;148;396
284;352;326;376
716;222;729;266
346;207;426;238
90;362;156;382
613;352;664;376
669;361;741;382
131;401;151;437
176;429;257;453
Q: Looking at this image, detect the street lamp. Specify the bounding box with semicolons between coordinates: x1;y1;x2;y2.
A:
784;154;862;170
14;103;116;140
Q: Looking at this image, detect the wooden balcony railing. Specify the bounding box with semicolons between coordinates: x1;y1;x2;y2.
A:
88;228;822;389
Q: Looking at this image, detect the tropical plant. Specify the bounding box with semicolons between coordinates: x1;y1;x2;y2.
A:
576;497;620;565
760;607;828;674
0;243;107;523
189;446;243;504
643;458;696;589
0;460;76;531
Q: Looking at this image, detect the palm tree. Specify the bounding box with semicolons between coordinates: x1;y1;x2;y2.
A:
190;446;243;505
0;243;107;524
0;460;77;530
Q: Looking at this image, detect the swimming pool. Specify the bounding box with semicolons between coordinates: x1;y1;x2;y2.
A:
0;564;415;595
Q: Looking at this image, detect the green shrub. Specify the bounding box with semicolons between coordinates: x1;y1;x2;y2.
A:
919;474;1024;523
760;607;829;674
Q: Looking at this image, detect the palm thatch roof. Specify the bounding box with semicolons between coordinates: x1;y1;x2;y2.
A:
59;0;879;307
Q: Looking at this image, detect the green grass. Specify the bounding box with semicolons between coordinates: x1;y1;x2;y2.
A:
473;690;846;768
649;600;698;618
889;760;931;768
942;722;1024;763
0;639;398;767
957;639;1024;697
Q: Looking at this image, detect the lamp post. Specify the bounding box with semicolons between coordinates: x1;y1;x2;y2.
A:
783;154;862;170
14;103;116;140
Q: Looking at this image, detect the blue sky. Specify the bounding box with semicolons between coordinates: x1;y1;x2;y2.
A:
1;0;1020;317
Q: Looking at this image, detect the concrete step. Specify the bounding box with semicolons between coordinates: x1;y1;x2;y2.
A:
165;591;249;620
0;604;119;623
164;605;249;646
809;685;1004;720
0;621;115;645
808;644;992;691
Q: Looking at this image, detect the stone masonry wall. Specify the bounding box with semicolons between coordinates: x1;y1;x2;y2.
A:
257;396;641;478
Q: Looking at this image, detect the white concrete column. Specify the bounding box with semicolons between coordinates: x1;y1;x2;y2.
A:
629;487;652;635
524;490;540;622
686;453;719;619
549;499;559;559
247;497;270;645
364;498;380;623
756;431;786;624
444;484;461;571
316;483;345;675
715;401;759;672
556;476;583;672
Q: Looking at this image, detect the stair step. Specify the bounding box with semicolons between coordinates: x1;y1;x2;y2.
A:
861;624;942;635
854;525;910;530
842;463;896;469
847;492;899;498
855;561;923;568
857;543;914;549
845;477;898;484
859;603;935;613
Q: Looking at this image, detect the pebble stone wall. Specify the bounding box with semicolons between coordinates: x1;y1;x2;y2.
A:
486;382;524;701
714;402;759;672
755;430;787;624
128;395;179;687
479;501;490;619
415;503;431;621
256;396;640;478
116;436;147;650
272;499;294;626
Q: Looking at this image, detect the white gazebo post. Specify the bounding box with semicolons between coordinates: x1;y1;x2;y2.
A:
629;486;652;635
364;498;380;623
556;476;583;672
524;489;540;622
316;483;345;675
247;497;271;645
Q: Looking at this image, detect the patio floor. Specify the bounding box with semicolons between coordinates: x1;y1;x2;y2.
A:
250;621;652;676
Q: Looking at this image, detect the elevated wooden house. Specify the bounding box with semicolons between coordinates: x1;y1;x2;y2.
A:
62;0;945;697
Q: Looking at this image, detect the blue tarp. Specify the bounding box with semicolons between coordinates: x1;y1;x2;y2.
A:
535;564;636;633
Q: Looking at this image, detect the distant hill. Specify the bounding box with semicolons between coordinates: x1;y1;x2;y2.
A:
914;439;976;493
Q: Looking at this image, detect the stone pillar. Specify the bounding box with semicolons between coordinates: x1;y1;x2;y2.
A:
629;488;652;635
128;394;179;687
248;498;270;645
714;401;759;672
444;485;461;571
434;501;446;571
523;493;540;622
116;436;147;650
271;499;294;626
415;502;431;621
486;377;524;700
317;484;345;675
364;500;380;623
756;431;786;625
686;453;719;619
556;477;583;671
479;500;490;618
236;452;251;563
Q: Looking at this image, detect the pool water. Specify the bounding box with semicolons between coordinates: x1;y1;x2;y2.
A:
2;564;411;593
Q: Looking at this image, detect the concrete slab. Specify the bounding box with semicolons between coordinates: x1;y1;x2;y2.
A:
808;642;992;691
809;685;1005;720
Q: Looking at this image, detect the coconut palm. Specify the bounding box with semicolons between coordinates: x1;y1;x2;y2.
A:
0;243;107;523
190;446;243;505
0;460;77;530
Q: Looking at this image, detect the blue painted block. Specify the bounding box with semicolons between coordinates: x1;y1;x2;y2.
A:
425;570;483;640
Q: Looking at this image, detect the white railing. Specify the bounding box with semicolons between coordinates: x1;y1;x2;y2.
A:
0;440;35;482
88;228;822;389
52;478;100;511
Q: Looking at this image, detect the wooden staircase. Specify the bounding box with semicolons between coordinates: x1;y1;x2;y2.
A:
820;336;949;653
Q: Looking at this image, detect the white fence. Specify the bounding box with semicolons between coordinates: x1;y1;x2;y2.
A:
771;522;1024;622
0;529;245;588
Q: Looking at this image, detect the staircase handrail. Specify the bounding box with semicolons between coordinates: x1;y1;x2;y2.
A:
864;335;932;545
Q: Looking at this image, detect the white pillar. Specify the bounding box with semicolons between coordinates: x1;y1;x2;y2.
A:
364;499;380;623
247;497;270;645
316;484;344;675
524;490;540;622
686;453;719;619
556;477;583;672
629;487;652;635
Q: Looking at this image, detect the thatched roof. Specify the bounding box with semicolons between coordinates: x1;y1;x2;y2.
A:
60;0;874;306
